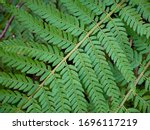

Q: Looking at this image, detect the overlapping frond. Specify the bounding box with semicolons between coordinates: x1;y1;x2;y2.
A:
128;0;150;22
84;36;121;110
25;0;85;36
119;4;150;38
0;0;150;113
0;72;38;93
74;52;109;112
97;28;135;82
133;90;150;112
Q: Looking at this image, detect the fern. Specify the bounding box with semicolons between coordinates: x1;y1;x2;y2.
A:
0;0;150;113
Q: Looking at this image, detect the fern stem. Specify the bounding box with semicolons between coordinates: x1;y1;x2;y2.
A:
15;0;125;112
0;2;24;40
115;60;150;113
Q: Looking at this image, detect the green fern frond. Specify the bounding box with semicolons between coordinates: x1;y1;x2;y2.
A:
60;0;95;25
25;0;85;36
0;48;49;76
0;39;63;65
0;0;150;113
106;18;133;62
98;28;135;82
0;104;23;113
8;5;76;51
133;90;150;112
119;4;149;38
0;89;23;104
0;72;38;93
60;65;88;112
134;36;150;55
50;75;72;112
79;0;105;16
74;52;109;112
128;0;150;22
84;36;121;110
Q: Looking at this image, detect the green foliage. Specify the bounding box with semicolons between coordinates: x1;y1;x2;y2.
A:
0;0;150;113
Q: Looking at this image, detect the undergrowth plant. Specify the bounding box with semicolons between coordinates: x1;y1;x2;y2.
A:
0;0;150;113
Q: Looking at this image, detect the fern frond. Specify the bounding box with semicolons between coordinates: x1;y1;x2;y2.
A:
119;4;149;38
79;0;105;16
49;74;72;112
0;104;23;113
106;18;133;62
74;52;109;112
128;0;150;22
60;65;88;112
0;89;23;104
137;54;150;86
36;87;55;112
60;0;95;25
0;89;42;112
115;60;150;112
8;6;76;51
23;99;42;113
145;78;150;91
0;39;63;65
84;36;121;110
0;48;49;76
0;0;149;113
0;72;38;93
133;90;150;112
130;50;142;69
25;0;85;36
110;64;128;86
97;28;135;82
134;36;150;55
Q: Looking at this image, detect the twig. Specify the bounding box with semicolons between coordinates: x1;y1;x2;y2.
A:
115;60;150;112
0;16;14;40
0;2;23;40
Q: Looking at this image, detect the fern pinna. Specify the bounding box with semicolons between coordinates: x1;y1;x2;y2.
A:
0;0;150;113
